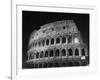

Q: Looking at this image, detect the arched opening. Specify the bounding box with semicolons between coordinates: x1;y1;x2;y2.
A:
62;49;66;56
51;38;54;45
32;64;34;68
29;53;31;59
45;51;48;57
44;63;48;68
82;48;85;56
75;48;79;56
35;64;38;68
55;62;59;67
51;28;54;31
32;43;34;47
68;62;73;66
68;35;72;43
68;48;73;56
40;51;43;58
35;42;37;47
42;40;45;46
46;39;49;45
82;61;87;66
32;54;34;59
38;41;41;46
56;37;60;44
39;63;42;68
29;54;32;59
36;52;39;58
74;62;80;66
63;26;66;29
62;36;66;43
50;50;53;57
48;63;53;67
62;62;66;67
55;49;60;56
30;63;34;68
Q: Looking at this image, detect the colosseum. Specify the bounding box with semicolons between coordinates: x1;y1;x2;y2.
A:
26;20;89;68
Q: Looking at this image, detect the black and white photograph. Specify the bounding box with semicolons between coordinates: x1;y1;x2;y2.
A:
22;11;89;69
0;0;99;80
10;1;97;80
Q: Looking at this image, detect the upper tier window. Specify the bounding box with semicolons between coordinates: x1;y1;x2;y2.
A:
63;26;66;29
56;37;60;44
62;37;66;43
75;48;79;56
51;38;54;45
36;52;39;58
55;49;60;56
50;50;53;57
68;48;73;56
40;51;44;58
82;48;85;56
62;49;66;56
46;39;49;45
42;40;45;46
45;51;48;57
68;35;72;43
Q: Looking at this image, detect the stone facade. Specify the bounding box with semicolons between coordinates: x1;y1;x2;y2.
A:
26;20;89;68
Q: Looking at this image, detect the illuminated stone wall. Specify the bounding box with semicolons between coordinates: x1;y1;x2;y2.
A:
26;20;89;68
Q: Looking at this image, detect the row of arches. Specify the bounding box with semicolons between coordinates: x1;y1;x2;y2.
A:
28;60;87;68
29;48;86;60
30;35;73;48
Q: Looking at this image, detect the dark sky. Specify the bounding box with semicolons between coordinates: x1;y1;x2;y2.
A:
22;11;89;68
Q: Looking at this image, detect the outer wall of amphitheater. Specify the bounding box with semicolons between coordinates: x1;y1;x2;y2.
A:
25;20;89;69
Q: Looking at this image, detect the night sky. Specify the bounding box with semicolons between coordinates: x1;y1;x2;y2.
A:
22;11;89;68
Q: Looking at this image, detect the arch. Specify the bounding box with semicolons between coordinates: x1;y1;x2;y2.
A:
56;37;60;44
81;61;87;66
51;38;54;45
62;49;66;56
32;54;34;59
55;49;60;56
63;26;66;29
29;54;32;59
36;52;39;58
50;50;53;57
42;40;45;46
35;42;37;47
75;48;79;56
32;43;34;47
82;48;85;56
46;39;49;45
38;41;41;46
55;62;59;67
32;64;34;68
68;35;72;43
48;63;53;67
62;36;66;43
39;63;42;68
44;63;48;68
62;62;66;67
45;50;48;57
35;64;38;68
40;51;43;58
74;61;80;66
68;48;73;56
68;62;73;66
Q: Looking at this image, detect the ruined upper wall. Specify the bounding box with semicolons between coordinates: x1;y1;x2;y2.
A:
29;20;79;45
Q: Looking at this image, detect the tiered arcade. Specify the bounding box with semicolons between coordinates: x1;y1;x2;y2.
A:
26;20;89;68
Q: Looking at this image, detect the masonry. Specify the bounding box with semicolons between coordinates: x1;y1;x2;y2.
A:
26;20;89;68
